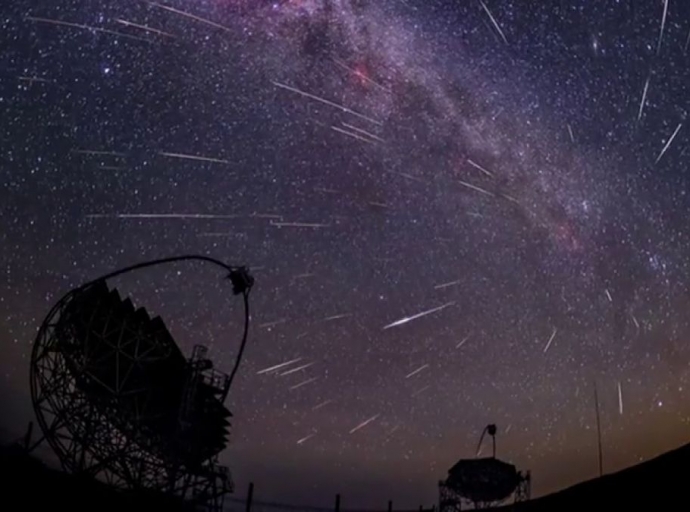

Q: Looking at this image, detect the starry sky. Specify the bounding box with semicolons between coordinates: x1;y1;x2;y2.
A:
2;0;690;508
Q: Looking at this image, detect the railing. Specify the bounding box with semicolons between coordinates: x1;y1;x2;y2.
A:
202;368;230;394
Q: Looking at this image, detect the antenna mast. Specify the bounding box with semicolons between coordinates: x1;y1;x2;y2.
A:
475;424;497;458
593;382;603;477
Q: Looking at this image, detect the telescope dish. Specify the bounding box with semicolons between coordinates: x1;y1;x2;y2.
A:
29;256;253;512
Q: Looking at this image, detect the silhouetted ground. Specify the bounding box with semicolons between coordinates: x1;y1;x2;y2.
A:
492;443;690;510
3;440;689;511
0;443;194;512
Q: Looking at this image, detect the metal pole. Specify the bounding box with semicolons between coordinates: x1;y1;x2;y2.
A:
246;482;254;512
335;494;341;512
594;382;603;477
388;501;392;512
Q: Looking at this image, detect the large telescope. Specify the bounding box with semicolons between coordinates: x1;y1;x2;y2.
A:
29;256;254;512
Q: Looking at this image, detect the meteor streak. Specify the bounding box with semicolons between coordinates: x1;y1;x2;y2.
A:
159;151;230;164
412;385;430;397
655;123;682;164
321;313;351;322
26;16;150;42
543;328;557;354
341;122;385;142
637;76;650;122
388;171;424;183
331;125;376;144
198;232;243;238
457;180;495;197
272;81;382;126
467;158;494;177
148;2;232;32
73;149;127;157
271;221;330;229
115;18;175;38
290;377;318;391
657;0;669;54
257;358;303;375
349;414;380;434
567;124;575;143
251;213;284;219
86;213;240;219
279;363;315;376
456;335;470;349
405;364;429;379
479;0;508;45
631;313;640;331
18;76;51;84
297;433;316;445
312;399;333;411
259;319;288;329
383;302;455;330
434;279;462;290
501;193;521;205
293;273;316;280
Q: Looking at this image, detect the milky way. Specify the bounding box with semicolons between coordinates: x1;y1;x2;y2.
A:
2;0;690;508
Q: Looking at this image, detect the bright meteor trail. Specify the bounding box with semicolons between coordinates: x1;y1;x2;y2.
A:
159;152;231;165
272;81;382;126
383;303;455;330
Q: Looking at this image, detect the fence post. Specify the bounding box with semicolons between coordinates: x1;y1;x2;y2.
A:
335;494;341;512
388;501;392;512
246;482;254;512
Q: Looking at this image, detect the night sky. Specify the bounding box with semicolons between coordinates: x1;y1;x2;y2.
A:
3;0;690;508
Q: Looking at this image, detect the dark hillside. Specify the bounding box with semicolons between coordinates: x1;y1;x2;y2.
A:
0;444;193;512
493;443;690;510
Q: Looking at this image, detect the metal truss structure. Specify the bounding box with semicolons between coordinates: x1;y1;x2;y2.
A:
438;425;531;511
29;258;253;512
439;470;530;511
